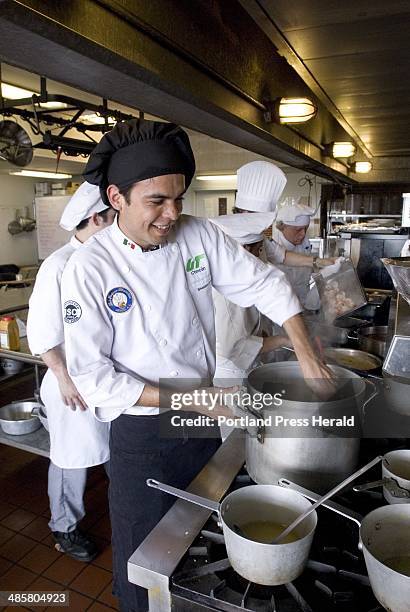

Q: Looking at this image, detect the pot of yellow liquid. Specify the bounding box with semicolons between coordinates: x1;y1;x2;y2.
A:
361;504;410;612
147;480;317;585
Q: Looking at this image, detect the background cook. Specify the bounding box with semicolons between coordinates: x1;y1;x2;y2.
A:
27;183;115;561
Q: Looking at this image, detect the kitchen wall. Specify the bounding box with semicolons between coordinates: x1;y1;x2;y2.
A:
0;175;39;266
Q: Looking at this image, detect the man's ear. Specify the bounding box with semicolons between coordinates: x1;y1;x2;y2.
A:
107;184;123;211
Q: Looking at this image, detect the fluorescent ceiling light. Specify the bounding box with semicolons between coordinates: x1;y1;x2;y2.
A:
351;161;373;174
278;97;317;124
9;170;72;179
1;83;67;109
196;174;237;181
331;142;357;158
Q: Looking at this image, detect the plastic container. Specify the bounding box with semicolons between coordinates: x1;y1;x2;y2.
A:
0;316;20;350
313;259;367;322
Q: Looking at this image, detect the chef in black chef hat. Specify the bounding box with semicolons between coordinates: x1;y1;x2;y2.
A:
62;118;222;612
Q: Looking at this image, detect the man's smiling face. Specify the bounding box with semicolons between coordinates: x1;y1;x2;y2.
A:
108;174;186;247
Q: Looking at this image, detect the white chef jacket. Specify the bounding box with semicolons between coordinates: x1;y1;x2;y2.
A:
27;236;110;469
269;227;318;309
61;215;301;421
401;238;410;257
213;287;265;381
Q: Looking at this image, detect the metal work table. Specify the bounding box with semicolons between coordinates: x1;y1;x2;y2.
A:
0;426;49;458
0;303;48;457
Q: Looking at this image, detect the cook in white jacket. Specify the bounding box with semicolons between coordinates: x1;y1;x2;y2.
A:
60;119;335;611
272;201;320;308
211;212;292;383
234;161;337;305
27;183;115;562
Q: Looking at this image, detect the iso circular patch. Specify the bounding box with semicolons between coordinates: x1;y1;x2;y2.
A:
63;300;82;324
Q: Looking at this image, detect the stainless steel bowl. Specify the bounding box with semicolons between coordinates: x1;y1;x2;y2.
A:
0;402;43;435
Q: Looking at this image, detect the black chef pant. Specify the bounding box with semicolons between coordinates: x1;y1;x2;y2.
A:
109;413;220;612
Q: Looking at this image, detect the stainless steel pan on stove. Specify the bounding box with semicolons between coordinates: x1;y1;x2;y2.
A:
147;480;317;586
353;449;410;504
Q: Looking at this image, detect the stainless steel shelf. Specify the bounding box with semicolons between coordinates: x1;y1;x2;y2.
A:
329;213;402;218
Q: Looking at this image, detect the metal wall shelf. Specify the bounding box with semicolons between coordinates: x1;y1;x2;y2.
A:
329;213;402;218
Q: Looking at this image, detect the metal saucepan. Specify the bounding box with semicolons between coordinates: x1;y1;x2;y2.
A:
348;325;389;358
147;479;317;586
382;371;410;416
0;402;44;435
353;449;410;504
281;479;410;612
305;316;368;347
324;347;383;377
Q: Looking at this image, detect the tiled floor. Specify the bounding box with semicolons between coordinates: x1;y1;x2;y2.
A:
0;443;118;611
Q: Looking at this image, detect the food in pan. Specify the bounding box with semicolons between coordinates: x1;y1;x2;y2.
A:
323;280;355;318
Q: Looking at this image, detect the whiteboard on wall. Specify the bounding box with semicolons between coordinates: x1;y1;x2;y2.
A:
35;196;73;260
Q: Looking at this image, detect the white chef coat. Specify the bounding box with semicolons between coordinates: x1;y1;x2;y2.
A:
61;215;302;421
27;236;110;469
213;287;265;381
401;238;410;257
269;227;319;309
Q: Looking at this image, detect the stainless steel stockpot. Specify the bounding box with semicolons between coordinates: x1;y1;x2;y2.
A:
245;362;374;492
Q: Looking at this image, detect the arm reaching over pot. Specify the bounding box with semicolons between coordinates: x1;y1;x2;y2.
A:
283;314;337;399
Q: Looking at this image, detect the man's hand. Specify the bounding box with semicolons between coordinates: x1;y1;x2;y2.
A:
57;374;88;411
186;385;240;420
283;314;337;399
316;256;338;268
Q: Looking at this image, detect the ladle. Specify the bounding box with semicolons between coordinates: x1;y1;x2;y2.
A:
271;455;382;544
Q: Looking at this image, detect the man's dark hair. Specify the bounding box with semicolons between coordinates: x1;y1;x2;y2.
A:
75;206;114;231
119;185;133;205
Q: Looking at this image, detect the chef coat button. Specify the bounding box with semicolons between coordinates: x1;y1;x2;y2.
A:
170;370;179;377
192;317;198;326
159;338;167;347
171;245;178;252
196;349;202;358
123;265;130;273
144;304;151;312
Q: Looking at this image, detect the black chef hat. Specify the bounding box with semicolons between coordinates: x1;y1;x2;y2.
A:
83;119;196;205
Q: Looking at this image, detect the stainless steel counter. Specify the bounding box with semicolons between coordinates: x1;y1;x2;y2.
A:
0;425;49;457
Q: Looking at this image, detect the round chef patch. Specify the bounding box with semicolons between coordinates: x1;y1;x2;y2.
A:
106;287;133;313
63;300;82;324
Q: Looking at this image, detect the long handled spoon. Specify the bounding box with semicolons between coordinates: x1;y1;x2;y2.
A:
271;455;382;544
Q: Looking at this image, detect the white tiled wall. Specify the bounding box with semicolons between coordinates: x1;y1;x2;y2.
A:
0;175;39;266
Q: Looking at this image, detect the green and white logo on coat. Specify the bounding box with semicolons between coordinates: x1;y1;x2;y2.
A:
186;253;205;272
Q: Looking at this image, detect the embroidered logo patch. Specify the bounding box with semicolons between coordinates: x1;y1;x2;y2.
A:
63;300;82;324
106;287;133;313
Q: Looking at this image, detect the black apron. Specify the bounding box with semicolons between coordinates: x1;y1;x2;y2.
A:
109;413;220;612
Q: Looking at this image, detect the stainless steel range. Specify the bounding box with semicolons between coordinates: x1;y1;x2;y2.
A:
128;431;395;611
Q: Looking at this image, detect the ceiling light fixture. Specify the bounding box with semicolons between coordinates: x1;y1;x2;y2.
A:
9;170;72;179
264;97;317;124
350;161;373;174
329;141;357;158
196;174;237;181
